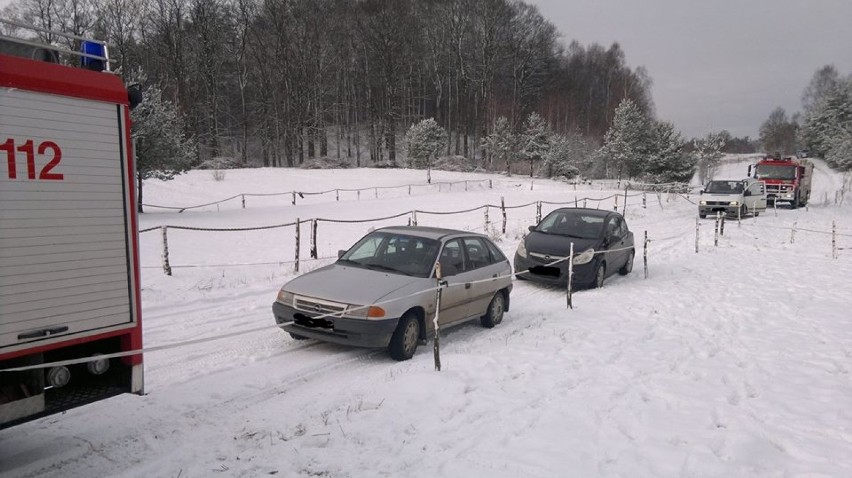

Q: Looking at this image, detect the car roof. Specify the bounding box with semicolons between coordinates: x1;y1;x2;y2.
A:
376;225;488;241
549;207;616;218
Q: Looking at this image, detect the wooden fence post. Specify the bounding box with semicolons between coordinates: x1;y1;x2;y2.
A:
241;194;245;209
720;214;725;236
161;226;172;276
642;192;646;209
832;221;837;259
614;194;618;211
501;196;507;235
566;242;574;310
695;217;700;254
291;191;296;206
433;263;443;372
643;231;648;279
311;219;318;259
536;201;542;224
336;189;339;201
622;188;628;214
412;210;418;227
489;179;493;189
484;206;490;231
294;218;300;273
714;212;720;246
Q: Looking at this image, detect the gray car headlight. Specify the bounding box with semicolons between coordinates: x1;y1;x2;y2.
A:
516;241;528;258
276;289;294;305
572;248;595;265
700;200;707;205
729;201;739;206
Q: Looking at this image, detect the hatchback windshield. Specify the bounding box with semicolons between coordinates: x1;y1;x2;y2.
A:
535;211;604;239
755;165;796;180
705;180;744;194
339;231;440;277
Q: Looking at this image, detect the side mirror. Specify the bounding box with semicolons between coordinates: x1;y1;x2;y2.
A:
743;190;752;197
528;225;536;232
337;249;347;259
699;190;704;195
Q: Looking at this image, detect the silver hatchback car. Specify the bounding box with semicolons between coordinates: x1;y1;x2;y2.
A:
272;226;513;360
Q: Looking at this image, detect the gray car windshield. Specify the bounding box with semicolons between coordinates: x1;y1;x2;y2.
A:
705;181;744;194
536;211;604;239
339;232;440;278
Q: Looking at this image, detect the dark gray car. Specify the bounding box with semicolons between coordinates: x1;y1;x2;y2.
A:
272;226;513;360
513;208;634;288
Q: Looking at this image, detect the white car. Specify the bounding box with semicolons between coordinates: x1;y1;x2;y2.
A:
699;178;767;218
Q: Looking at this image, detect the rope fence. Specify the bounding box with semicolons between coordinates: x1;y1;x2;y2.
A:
140;191;671;275
141;179;495;212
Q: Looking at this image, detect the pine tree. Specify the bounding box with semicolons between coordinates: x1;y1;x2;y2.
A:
404;118;448;184
645;121;695;183
481;117;516;176
801;78;852;166
693;132;726;184
519;112;550;177
132;83;196;213
544;133;593;180
599;99;650;180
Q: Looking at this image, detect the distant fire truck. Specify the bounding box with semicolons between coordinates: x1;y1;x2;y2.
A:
1;20;143;429
749;155;813;209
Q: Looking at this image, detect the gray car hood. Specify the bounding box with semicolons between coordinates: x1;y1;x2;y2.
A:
282;263;428;305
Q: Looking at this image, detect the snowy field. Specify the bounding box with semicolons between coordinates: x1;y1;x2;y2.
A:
2;157;851;477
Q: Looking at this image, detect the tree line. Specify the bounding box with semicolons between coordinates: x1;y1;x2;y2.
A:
759;65;852;171
2;0;654;173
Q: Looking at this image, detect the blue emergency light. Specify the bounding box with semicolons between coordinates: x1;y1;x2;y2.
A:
80;40;106;72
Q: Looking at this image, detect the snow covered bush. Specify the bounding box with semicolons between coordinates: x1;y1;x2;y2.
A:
299;157;352;169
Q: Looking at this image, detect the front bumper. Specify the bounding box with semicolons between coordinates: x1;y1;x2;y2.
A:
698;205;740;216
514;254;596;286
272;301;398;348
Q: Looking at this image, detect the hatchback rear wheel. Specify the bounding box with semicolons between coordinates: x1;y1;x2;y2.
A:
389;313;420;361
480;292;505;328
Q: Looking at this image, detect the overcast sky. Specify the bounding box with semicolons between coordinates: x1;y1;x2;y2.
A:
530;0;852;139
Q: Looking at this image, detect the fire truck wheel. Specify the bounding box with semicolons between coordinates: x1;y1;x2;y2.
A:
791;196;799;209
699;213;706;219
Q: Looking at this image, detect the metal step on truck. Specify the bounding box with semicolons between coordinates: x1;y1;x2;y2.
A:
1;19;143;429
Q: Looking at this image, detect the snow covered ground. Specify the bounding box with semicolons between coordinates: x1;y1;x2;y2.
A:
2;157;851;477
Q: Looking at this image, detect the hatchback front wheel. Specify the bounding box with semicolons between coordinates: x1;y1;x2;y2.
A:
389;313;420;361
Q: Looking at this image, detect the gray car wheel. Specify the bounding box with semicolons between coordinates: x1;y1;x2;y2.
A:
480;292;505;328
592;262;606;289
389;313;420;361
618;251;634;276
289;332;309;340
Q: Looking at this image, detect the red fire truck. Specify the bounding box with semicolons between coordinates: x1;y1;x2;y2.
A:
1;22;143;428
750;155;813;209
